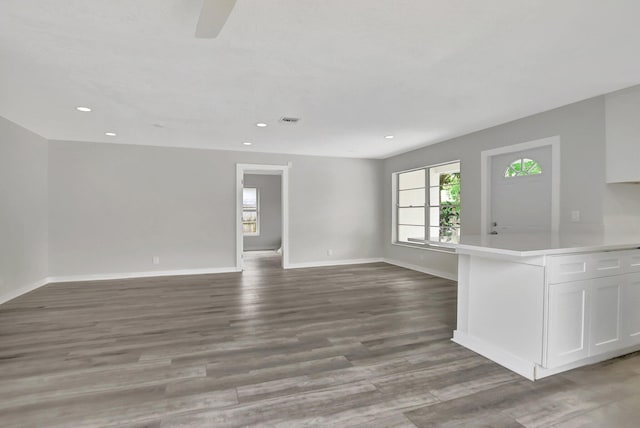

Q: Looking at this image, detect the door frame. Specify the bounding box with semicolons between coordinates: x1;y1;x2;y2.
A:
480;136;561;236
236;163;290;270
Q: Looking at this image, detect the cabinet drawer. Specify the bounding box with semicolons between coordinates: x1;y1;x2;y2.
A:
625;251;640;273
547;254;589;284
548;252;626;284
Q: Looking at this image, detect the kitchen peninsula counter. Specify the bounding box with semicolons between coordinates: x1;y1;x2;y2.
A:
425;233;640;380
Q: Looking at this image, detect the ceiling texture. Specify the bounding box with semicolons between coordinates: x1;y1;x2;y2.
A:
1;0;640;159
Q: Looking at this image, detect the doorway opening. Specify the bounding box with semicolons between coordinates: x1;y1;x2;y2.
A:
236;163;290;271
480;136;560;235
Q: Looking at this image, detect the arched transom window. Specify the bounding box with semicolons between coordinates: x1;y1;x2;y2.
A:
504;158;542;177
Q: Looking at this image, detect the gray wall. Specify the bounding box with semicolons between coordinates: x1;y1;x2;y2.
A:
383;94;640;279
5;85;640;290
48;140;383;276
243;174;282;251
0;116;48;300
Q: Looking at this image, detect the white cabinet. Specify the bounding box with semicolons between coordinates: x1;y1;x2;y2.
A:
547;281;589;368
546;251;640;369
455;246;640;380
589;276;623;356
605;85;640;183
622;272;640;346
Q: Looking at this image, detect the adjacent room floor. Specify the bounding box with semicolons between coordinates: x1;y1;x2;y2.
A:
0;262;639;427
242;250;283;272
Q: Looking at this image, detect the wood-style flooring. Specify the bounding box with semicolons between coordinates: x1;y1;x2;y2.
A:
1;251;640;427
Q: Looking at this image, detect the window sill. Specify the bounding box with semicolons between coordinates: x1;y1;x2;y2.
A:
392;241;457;254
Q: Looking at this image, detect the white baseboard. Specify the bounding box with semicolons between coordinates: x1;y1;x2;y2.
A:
0;277;50;306
0;267;241;306
383;258;457;281
534;343;640;380
2;260;453;305
453;330;536;381
48;266;240;284
286;258;384;269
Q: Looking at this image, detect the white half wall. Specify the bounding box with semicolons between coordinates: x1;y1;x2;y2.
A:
0;116;48;302
48;141;383;277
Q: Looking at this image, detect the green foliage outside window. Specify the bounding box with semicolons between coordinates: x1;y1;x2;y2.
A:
439;172;460;234
505;158;542;177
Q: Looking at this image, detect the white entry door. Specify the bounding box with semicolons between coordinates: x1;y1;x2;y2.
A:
490;146;553;234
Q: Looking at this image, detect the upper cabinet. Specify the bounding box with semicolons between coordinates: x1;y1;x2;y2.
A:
606;85;640;183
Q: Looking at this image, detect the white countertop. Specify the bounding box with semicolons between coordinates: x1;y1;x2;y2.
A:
411;233;640;257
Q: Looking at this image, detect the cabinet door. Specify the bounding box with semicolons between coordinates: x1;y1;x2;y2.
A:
589;276;623;356
606;86;640;183
622;272;640;346
547;281;589;368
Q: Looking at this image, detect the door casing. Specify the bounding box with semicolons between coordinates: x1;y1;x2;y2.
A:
480;136;560;236
236;163;290;270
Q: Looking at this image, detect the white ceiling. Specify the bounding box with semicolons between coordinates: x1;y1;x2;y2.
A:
1;1;640;159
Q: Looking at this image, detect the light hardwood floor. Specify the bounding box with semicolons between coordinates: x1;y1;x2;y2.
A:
1;252;640;427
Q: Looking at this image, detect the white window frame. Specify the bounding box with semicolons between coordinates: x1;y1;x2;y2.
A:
392;160;461;247
242;187;260;236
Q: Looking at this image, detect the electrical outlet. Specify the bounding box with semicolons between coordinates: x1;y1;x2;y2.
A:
571;210;581;222
152;256;160;265
326;249;333;256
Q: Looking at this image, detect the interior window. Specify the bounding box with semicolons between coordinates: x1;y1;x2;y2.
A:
242;187;259;235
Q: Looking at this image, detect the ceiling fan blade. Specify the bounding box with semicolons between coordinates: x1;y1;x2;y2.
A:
195;0;237;39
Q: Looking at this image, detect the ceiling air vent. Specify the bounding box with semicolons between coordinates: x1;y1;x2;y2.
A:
279;117;300;124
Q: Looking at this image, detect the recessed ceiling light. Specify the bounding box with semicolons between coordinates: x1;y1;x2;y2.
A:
105;132;117;137
256;122;268;128
76;106;92;112
242;142;252;146
384;135;395;139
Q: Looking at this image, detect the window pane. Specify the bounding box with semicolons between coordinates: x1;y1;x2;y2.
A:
441;186;458;203
504;158;541;177
399;189;425;207
440;203;460;228
398;169;425;190
398;225;424;242
429;226;460;242
429;207;440;227
398;207;425;225
440;227;460;242
243;188;257;207
242;211;257;221
429;226;440;241
429;187;440;206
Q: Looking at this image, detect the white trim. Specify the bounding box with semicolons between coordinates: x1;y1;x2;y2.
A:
480;136;561;236
534;343;640;380
237;163;290;271
0;277;50;306
391;172;398;243
391;241;456;255
1;267;242;305
383;258;458;281
391;160;461;246
48;267;240;284
287;258;384;269
452;330;537;381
